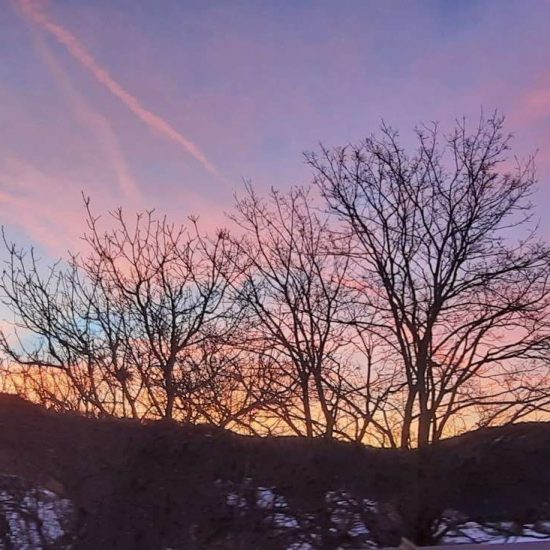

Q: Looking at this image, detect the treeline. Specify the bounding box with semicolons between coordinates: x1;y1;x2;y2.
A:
1;115;550;448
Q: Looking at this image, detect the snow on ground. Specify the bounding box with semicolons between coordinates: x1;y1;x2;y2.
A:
220;481;380;548
0;474;74;549
435;510;550;545
223;481;303;531
222;481;550;548
286;543;315;550
325;490;374;540
5;471;548;549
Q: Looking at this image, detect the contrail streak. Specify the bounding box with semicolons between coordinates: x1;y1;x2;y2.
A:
32;31;141;201
18;0;219;176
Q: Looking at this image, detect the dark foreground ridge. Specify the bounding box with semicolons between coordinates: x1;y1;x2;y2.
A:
0;393;549;549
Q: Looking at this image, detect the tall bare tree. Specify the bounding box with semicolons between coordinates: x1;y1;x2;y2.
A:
307;114;550;448
0;202;246;421
229;185;386;438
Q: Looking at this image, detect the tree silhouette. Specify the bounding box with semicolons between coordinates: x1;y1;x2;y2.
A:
307;113;550;447
1;114;549;446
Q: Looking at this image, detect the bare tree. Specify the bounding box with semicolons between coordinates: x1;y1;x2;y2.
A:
307;113;550;448
228;185;384;438
0;201;247;422
1;113;548;450
177;339;276;434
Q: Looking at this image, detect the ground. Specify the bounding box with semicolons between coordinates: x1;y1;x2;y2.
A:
0;394;549;549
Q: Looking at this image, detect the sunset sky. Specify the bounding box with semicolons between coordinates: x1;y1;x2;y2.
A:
1;0;550;257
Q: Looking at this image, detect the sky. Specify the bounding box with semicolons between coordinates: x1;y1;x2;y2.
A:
1;0;550;258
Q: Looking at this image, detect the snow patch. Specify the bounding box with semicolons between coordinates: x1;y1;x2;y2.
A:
0;474;74;549
436;510;550;545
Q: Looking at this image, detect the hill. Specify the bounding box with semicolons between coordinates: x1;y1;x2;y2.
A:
0;394;549;549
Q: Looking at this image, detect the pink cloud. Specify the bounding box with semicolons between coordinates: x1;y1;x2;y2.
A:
0;156;103;255
518;72;550;121
28;30;142;204
17;0;220;178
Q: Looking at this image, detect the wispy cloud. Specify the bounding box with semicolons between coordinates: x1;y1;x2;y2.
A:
521;73;550;120
17;0;219;177
0;156;87;253
29;30;141;203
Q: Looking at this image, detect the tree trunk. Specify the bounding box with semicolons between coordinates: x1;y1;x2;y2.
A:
401;387;416;449
164;357;177;420
300;373;314;437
